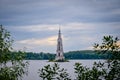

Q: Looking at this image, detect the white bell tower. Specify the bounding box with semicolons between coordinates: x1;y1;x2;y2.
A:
55;27;65;61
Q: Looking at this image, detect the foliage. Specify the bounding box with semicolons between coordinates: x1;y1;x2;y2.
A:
94;35;120;59
0;25;28;80
94;35;120;80
74;62;105;80
0;25;13;63
74;35;120;80
38;63;71;80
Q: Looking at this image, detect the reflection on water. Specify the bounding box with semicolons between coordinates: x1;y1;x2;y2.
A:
22;60;105;80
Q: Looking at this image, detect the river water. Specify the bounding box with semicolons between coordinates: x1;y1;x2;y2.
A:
22;60;105;80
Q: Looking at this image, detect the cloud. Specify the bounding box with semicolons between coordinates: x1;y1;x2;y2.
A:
13;24;58;32
13;36;57;52
10;22;106;33
13;35;67;52
1;0;120;26
11;22;120;34
16;36;57;46
117;41;120;47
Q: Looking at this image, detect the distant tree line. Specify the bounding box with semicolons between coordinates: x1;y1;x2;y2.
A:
13;50;109;60
24;52;55;60
64;50;108;59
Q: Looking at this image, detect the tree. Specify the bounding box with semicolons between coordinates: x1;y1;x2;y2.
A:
74;62;104;80
94;35;120;80
0;25;28;80
74;35;120;80
38;63;71;80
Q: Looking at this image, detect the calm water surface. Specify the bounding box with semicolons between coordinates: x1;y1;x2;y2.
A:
22;60;105;80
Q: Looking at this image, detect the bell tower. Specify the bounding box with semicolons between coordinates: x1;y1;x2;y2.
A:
55;27;64;61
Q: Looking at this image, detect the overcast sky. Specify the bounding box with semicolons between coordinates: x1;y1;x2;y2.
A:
0;0;120;53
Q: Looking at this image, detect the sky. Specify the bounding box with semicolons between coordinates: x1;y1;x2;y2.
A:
0;0;120;53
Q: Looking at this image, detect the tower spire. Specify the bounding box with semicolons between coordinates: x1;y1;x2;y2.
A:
58;25;61;38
